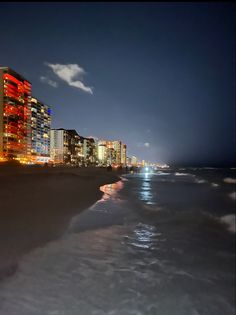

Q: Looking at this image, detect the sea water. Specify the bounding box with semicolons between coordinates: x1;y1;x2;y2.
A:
0;168;235;315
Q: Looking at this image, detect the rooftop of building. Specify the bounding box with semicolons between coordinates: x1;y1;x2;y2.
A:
0;67;31;84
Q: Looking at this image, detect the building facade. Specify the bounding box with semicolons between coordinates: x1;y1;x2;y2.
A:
121;144;127;166
97;140;107;165
131;156;138;166
30;97;51;163
0;67;32;160
82;137;96;166
50;129;65;164
50;128;84;165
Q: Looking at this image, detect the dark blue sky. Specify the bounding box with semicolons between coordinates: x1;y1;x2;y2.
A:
1;2;235;165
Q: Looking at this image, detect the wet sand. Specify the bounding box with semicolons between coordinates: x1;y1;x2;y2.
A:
0;165;120;279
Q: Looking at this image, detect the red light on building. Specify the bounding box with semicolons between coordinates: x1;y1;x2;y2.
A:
0;67;32;159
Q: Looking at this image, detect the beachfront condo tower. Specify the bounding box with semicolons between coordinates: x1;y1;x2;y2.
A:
0;67;32;161
121;144;127;166
50;128;83;165
30;97;51;164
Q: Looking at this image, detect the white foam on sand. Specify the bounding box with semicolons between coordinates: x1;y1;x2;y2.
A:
219;214;236;234
223;178;236;184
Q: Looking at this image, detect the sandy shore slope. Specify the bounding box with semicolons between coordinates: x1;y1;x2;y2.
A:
0;165;120;279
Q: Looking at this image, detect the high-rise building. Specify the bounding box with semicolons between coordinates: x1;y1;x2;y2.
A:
82;137;96;166
50;129;65;164
50;128;84;165
30;97;51;163
112;140;122;165
97;140;126;166
121;144;127;166
131;155;138;166
126;156;132;166
97;140;107;165
0;67;32;160
67;129;83;165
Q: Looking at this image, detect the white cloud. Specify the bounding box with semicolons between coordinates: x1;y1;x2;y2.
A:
45;63;93;94
137;142;150;148
40;76;58;88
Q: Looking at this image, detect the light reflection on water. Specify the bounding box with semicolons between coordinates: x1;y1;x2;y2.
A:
139;173;154;204
124;223;163;250
99;181;124;201
0;175;235;315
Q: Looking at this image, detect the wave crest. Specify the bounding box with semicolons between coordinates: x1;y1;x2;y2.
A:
219;214;236;234
223;178;236;184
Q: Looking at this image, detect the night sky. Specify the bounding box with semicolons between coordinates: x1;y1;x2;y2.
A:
0;2;235;165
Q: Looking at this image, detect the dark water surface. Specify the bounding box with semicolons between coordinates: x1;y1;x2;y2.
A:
0;168;235;315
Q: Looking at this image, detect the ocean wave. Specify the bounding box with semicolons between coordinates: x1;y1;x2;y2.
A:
223;178;236;184
194;178;207;184
219;214;236;234
156;171;171;175
211;182;219;187
143;204;163;212
229;192;236;201
174;172;189;176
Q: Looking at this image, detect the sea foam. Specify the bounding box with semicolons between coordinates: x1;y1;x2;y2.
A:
174;172;189;176
223;178;236;184
219;214;236;234
229;192;236;201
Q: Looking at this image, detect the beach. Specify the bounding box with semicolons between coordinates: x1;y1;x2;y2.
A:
0;165;120;279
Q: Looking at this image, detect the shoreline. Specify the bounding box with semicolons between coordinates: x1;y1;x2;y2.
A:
0;165;121;280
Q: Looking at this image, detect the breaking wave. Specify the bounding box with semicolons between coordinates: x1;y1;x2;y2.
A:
195;178;207;184
229;192;236;201
219;214;236;234
223;178;236;184
211;183;219;187
174;172;189;176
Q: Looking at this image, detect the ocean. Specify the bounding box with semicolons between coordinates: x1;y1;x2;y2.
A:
0;168;235;315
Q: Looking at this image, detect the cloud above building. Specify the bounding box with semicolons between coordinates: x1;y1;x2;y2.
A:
40;76;58;88
45;63;93;94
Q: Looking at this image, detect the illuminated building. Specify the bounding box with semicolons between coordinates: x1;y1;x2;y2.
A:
50;128;83;164
30;97;51;163
126;156;131;166
98;140;107;165
82;137;96;166
97;140;127;167
131;155;138;166
50;129;65;163
112;140;122;165
67;130;83;164
0;67;32;160
121;144;127;166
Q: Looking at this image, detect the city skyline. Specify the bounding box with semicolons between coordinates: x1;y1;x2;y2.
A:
0;3;235;166
0;66;132;166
